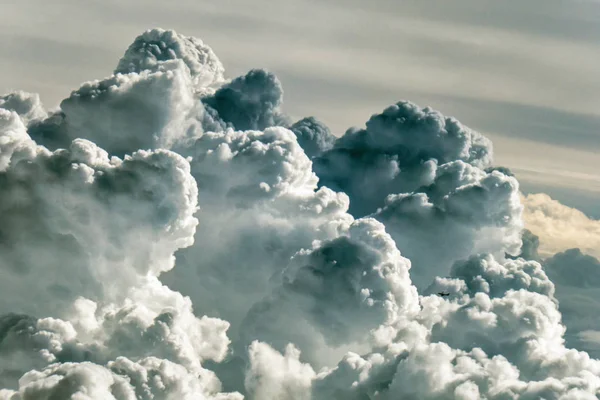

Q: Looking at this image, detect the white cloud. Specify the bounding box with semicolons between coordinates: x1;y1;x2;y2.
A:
115;28;225;89
1;27;600;400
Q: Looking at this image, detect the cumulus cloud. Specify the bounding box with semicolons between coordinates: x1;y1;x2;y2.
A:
238;218;419;368
161;125;351;339
0;94;238;396
375;160;523;289
0;357;243;400
289;117;336;159
540;248;600;358
115;28;225;89
1;27;599;400
313;101;493;217
29;60;212;156
0;91;47;125
508;222;600;358
0;133;198;317
202;69;290;132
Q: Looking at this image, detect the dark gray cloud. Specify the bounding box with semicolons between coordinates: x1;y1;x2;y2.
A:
203;69;290;131
546;248;600;289
313;100;493;217
289;117;335;159
512;229;541;261
543;249;600;358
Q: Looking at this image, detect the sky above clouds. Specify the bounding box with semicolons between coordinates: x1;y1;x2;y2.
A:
1;0;599;216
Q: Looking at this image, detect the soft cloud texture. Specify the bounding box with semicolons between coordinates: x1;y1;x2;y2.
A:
522;193;600;259
1;28;599;400
313;101;493;217
512;195;600;358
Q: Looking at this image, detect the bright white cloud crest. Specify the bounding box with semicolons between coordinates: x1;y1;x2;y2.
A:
0;28;599;399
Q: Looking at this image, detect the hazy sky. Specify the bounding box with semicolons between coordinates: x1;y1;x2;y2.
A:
1;0;599;216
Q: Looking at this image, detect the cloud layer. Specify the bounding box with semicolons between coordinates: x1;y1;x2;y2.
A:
1;28;599;399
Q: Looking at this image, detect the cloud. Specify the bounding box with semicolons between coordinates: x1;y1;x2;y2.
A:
29;60;214;156
0;357;243;400
239;218;419;368
542;248;600;358
202;69;290;132
0;91;47;125
249;248;600;398
289;117;336;159
374;158;523;289
245;342;315;400
508;220;600;359
115;28;225;89
0;132;198;318
2;27;600;399
0;92;238;396
522;192;600;259
160;125;352;341
313;100;493;217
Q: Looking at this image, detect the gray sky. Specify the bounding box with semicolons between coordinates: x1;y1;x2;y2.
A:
1;0;599;216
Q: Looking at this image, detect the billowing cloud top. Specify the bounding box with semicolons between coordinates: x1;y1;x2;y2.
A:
115;28;225;88
1;28;599;400
314;101;493;216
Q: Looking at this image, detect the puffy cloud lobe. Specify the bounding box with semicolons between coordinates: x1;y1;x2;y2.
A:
0;357;243;400
239;218;419;367
0;133;198;318
381;342;600;400
424;254;554;301
0;113;241;398
30;60;214;156
245;342;314;400
289;117;336;159
0;281;235;391
416;254;600;397
115;28;225;89
26;28;230;157
314;101;493;216
421;255;562;362
0;92;47;126
162;126;352;340
202;69;290;132
0;110;36;170
375;161;523;289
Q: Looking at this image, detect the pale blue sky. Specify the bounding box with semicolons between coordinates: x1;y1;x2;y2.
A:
1;0;599;216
